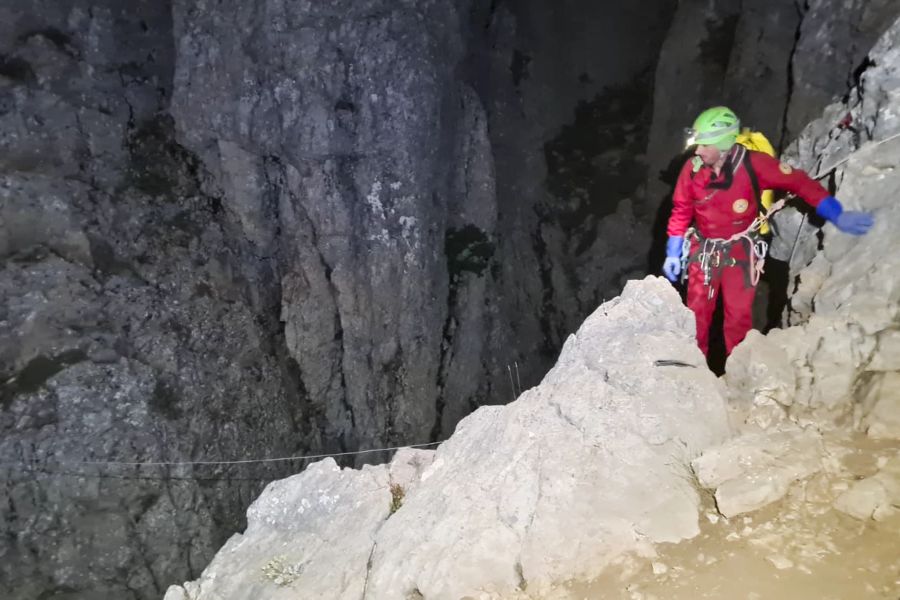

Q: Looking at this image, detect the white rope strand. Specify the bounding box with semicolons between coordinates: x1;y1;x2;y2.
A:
0;441;443;470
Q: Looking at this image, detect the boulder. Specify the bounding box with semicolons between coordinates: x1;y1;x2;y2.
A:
692;427;825;517
834;455;900;521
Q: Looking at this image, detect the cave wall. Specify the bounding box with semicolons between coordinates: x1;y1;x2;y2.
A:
170;0;493;450
0;2;304;598
167;0;677;451
472;0;677;395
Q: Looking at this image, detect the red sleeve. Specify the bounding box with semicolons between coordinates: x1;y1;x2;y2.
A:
749;151;829;207
666;160;696;237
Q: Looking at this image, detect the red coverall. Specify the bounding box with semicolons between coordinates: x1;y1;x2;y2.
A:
667;146;829;355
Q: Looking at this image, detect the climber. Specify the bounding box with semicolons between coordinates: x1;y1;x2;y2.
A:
661;106;874;357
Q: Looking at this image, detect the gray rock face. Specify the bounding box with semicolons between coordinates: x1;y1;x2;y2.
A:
168;0;678;450
728;126;900;431
481;0;675;372
165;278;731;600
0;3;301;599
773;15;900;278
170;0;483;451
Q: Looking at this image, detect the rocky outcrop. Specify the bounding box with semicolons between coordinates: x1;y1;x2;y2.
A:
834;455;900;521
772;13;900;277
165;278;731;600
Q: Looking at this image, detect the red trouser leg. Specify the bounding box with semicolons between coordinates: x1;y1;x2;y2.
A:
721;264;756;355
686;261;720;356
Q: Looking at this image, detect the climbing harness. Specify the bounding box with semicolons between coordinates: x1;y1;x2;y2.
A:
680;184;788;297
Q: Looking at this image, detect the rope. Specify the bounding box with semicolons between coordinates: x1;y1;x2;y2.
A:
0;441;443;470
811;129;900;180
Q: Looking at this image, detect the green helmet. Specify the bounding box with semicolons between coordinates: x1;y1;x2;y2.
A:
688;106;740;151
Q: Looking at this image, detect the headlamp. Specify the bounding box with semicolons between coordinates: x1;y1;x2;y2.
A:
684;128;697;148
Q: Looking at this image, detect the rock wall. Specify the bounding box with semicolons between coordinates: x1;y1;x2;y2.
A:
0;2;312;599
171;0;487;452
773;13;900;289
168;0;677;450
478;0;675;372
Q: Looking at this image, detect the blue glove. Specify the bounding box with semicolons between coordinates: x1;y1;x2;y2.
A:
816;196;874;235
663;236;683;282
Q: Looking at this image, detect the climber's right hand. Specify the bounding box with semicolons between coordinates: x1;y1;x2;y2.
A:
663;236;684;283
663;257;681;282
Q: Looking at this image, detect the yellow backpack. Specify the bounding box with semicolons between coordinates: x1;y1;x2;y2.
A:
736;128;775;234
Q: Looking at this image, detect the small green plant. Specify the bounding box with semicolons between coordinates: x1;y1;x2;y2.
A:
261;556;303;587
389;483;405;515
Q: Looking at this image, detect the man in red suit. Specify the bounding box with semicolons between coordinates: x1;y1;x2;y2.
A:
662;106;874;356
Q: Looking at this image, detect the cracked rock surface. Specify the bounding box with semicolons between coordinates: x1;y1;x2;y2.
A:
1;3;300;599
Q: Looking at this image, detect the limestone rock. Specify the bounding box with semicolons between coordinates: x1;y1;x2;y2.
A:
165;458;393;600
778;13;900;274
710;17;900;525
170;278;731;599
727;13;900;433
860;372;900;440
0;4;305;599
692;427;825;517
834;455;900;521
724;330;796;430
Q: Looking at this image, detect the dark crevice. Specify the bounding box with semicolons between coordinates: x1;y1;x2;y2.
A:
1;350;88;409
19;28;81;59
510;49;531;87
847;56;875;102
778;0;808;151
543;76;652;254
0;54;37;85
531;220;560;360
699;14;740;72
149;376;183;420
125;115;202;198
